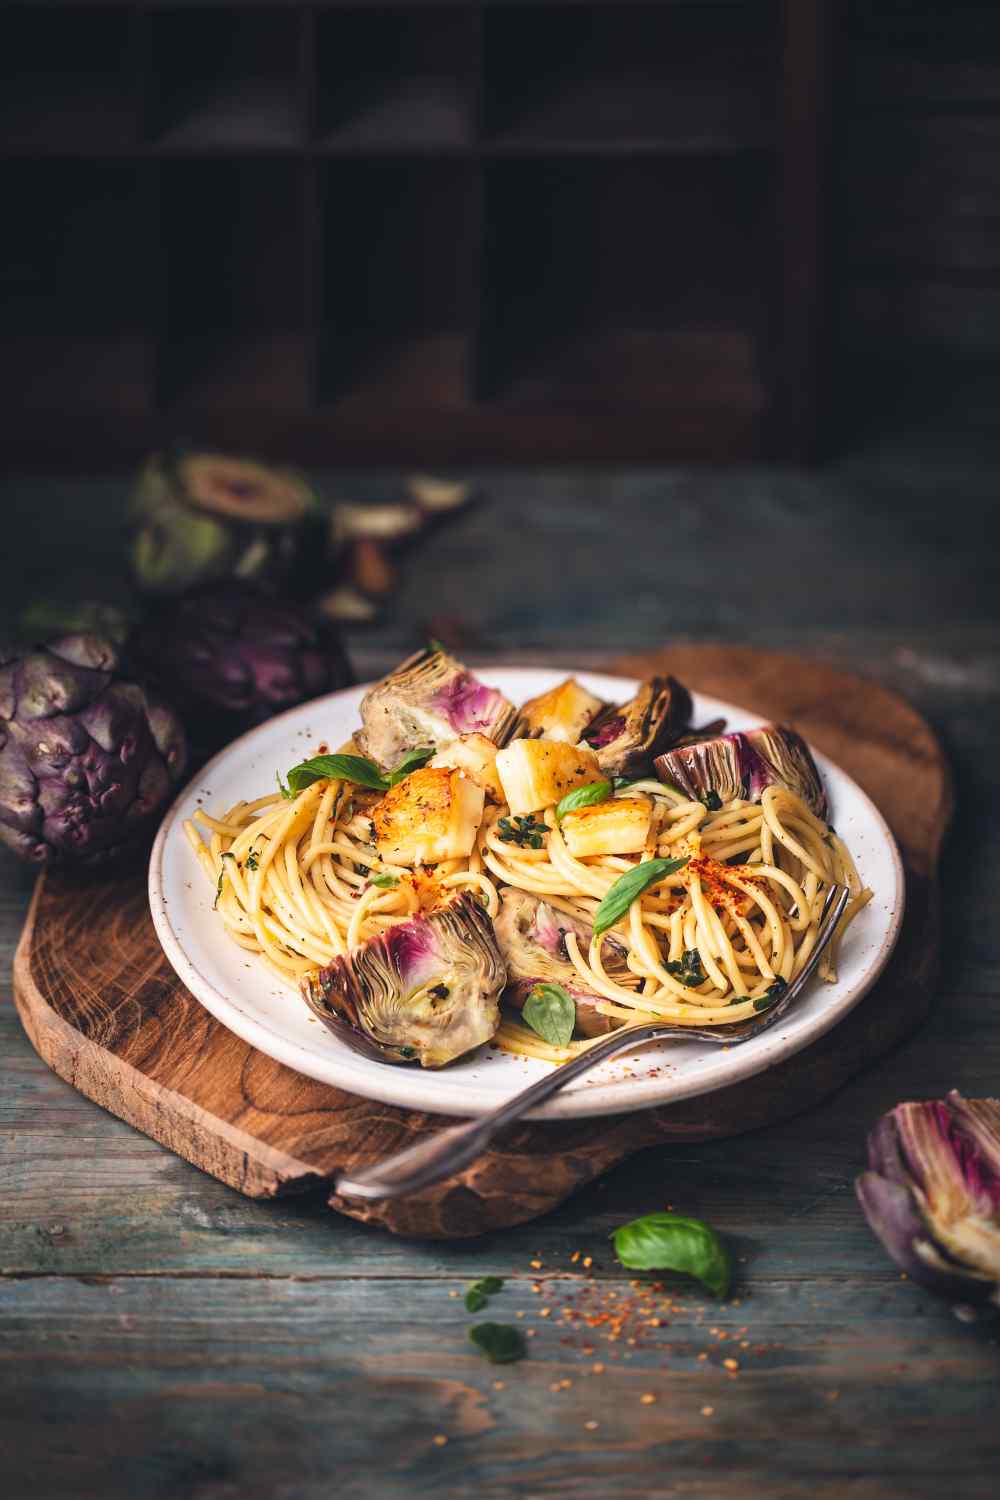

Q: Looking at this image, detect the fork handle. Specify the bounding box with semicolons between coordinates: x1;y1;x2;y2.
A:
333;1021;671;1202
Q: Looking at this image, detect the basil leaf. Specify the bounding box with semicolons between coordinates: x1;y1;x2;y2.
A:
663;948;706;988
753;976;788;1012
592;856;690;936
555;779;612;822
612;1212;731;1298
386;747;435;787
468;1323;526;1365
464;1276;504;1313
522;983;576;1048
285;753;389;795
276;768;294;800
214;852;237;909
370;873;399;889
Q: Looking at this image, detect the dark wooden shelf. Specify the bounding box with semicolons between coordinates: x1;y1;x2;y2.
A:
0;0;831;464
148;9;304;149
482;3;777;152
315;7;477;151
0;8;139;149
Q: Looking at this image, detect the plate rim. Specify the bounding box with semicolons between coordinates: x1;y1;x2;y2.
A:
149;667;906;1121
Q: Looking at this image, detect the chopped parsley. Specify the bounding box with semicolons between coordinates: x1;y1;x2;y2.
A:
663;949;707;988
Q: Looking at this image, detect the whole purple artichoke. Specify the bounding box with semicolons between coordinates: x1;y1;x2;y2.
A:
0;634;187;867
130;584;352;761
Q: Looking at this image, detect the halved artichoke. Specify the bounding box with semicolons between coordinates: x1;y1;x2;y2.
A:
655;724;827;819
493;889;633;1039
301;893;506;1067
356;648;517;772
584;677;692;778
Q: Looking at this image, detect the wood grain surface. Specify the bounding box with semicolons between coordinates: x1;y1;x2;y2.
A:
11;645;951;1239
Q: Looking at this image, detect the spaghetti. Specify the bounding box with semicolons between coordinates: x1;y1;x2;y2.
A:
185;763;871;1067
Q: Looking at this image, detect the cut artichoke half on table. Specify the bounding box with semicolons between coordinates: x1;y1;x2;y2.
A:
656;724;828;819
584;676;693;778
301;893;507;1067
494;889;636;1040
356;646;517;771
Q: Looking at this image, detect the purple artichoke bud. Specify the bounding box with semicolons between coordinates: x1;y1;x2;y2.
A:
357;647;516;771
0;636;187;868
656;724;827;818
301;893;506;1067
129;584;352;761
856;1093;1000;1310
584;676;693;778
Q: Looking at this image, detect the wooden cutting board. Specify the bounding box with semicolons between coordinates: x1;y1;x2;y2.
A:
12;645;951;1239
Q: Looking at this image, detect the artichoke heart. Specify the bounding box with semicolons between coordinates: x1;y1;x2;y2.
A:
656;724;827;819
513;677;605;745
301;892;506;1067
584;677;693;777
357;647;516;771
494;889;634;1039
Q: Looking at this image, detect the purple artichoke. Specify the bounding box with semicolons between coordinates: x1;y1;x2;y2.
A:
856;1093;1000;1310
130;584;352;760
0;634;187;867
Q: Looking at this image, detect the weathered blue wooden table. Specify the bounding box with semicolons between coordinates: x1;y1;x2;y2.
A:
2;442;998;1498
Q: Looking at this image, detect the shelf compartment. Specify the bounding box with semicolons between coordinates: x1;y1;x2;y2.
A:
315;7;478;152
320;161;478;406
479;156;771;411
149;8;304;149
0;7;139;150
483;2;778;152
159;161;309;408
1;161;155;411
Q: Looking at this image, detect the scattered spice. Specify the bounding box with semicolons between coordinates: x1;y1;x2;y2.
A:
701;1406;715;1417
433;1434;448;1447
584;1420;599;1431
723;1358;740;1372
640;1393;657;1405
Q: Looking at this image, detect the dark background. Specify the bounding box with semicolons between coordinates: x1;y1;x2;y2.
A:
2;0;1000;466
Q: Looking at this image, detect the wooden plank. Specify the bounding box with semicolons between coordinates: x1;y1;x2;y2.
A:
0;1276;996;1500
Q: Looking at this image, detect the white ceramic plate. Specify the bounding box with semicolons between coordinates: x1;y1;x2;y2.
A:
150;669;905;1120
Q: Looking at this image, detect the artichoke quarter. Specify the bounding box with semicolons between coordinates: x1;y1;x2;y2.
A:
0;634;186;867
856;1093;1000;1310
584;677;693;778
493;888;633;1039
356;647;516;772
301;893;506;1067
656;724;828;819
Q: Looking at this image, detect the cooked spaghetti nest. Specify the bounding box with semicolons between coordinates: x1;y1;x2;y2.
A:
185;771;872;1066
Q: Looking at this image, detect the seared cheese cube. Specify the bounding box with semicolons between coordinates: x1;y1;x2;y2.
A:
372;767;484;866
429;733;504;802
495;738;601;817
516;677;604;744
561;797;652;858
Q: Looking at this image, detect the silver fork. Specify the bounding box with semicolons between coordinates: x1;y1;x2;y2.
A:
334;884;851;1203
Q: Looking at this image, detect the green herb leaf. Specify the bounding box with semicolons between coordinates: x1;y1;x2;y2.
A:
612;1212;731;1298
214;852;238;909
245;845;260;872
468;1323;527;1365
612;775;640;791
592;856;690;936
555;779;612;822
497;814;549;849
277;768;294;800
522;983;576;1049
753;976;788;1012
284;753;390;795
370;873;400;889
663;948;706;988
701;790;723;812
464;1276;504;1313
386;747;435;787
